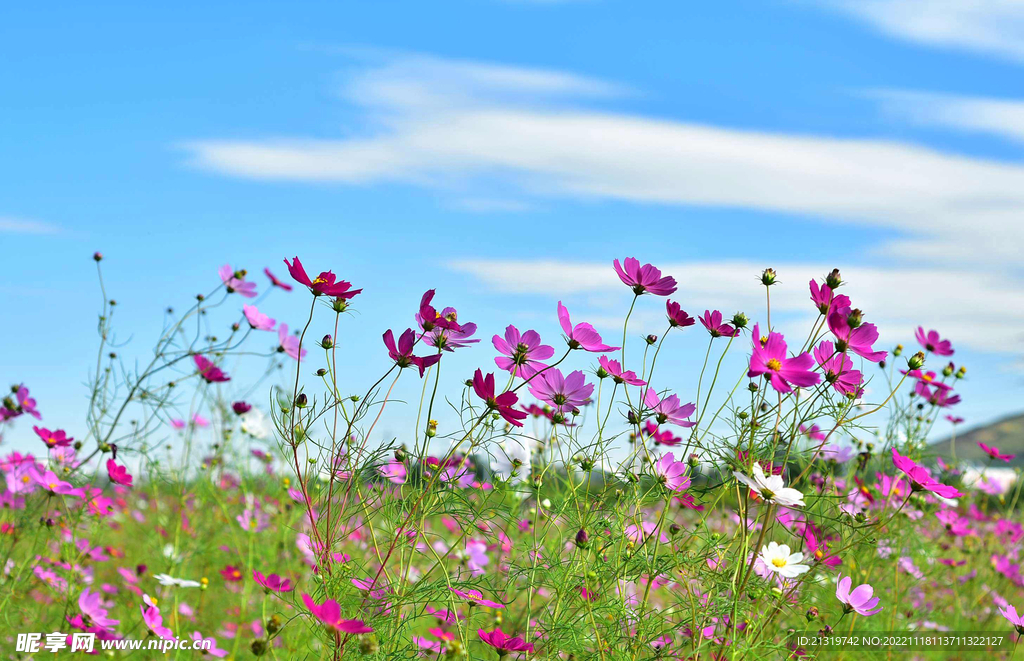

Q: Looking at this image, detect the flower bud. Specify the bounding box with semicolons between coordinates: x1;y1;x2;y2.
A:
893;344;903;357
332;298;348;313
596;366;609;379
806;606;819;621
394;447;407;462
878;359;886;369
668;523;681;536
942;362;954;377
846;308;863;329
93;251;104;262
575;529;589;548
295;393;308;408
250;639;267;656
760;268;778;286
907;351;926;371
825;268;842;289
956;365;966;378
747;382;759;393
321;334;333;349
731;312;749;329
645;334;658;345
687;454;700;469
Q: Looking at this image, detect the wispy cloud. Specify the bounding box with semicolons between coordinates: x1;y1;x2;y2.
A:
0;217;60;235
870;88;1024;144
815;0;1024;62
184;53;1024;268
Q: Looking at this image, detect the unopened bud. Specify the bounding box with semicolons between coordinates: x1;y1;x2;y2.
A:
93;251;103;262
731;312;749;329
575;529;589;548
332;299;348;313
942;362;954;377
645;334;658;345
295;393;308;408
907;351;926;371
321;334;333;349
806;606;819;621
825;269;842;289
760;268;778;286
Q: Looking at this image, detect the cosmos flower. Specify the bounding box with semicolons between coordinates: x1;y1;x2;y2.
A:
916;327;954;356
809;280;850;316
827;310;886;363
277;324;307;362
106;459;133;487
528;369;594;414
79;588;119;631
598;356;645;386
383;328;440;377
666;300;695;328
699;310;739;338
301;593;373;634
378;459;407;484
917;382;961;408
449;587;505;609
978;443;1014;463
1;385;41;421
242;304;275;331
189;633;228;658
643;389;696;427
218;265;257;298
263;267;293;292
891;448;963;499
999;604;1024;634
748;324;820;394
194;355;230;383
420;315;479;352
478;628;534;655
492;325;554;379
154;573;201;588
232;401;252;415
733;462;805;507
284;257;362;299
813;340;862;397
473;370;528;427
758;542;810;578
253;570;294;593
33;427;73;448
946;415;964;425
558;302;619;352
835;575;882;616
219;565;244;582
653;452;691;492
141;601;175;640
416;290;462;332
613;257;677;296
805;530;841;568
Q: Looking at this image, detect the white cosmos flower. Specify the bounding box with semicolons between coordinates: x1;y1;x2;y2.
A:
733;463;805;507
759;541;810;579
153;573;201;588
240;409;271;440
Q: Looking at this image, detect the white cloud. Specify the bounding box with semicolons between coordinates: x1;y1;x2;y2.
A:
449;259;1024;354
184;54;1024;268
817;0;1024;62
0;217;60;234
871;88;1024;144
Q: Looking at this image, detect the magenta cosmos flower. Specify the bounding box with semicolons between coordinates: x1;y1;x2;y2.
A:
284;257;362;299
106;459;133;487
263;267;293;292
33;427;73;448
492;325;554;379
417;290;461;332
478;628;534;655
827;309;886;362
558;302;619;352
916;327;954;356
383;328;440;377
1;384;41;421
813;340;862;397
643;389;695;427
835;575;882;616
809;280;850;316
653;452;691;491
449;587;505;609
613;257;677;296
891;448;963;498
194;355;230;383
598;356;645;386
301;593;373;634
999;603;1024;634
529;368;594;414
420;312;479;352
666;300;695;328
699;310;739;338
748;324;820;394
277;324;307;362
79;588;120;631
805;530;841;568
218;265;257;298
253;570;294;593
473;370;527;427
242;304;276;331
979;442;1014;463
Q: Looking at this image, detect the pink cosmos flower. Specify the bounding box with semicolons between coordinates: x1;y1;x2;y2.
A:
916;327;954;356
449;587;505;608
918;383;961;408
190;633;228;658
106;459;133;487
999;604;1024;634
1;385;41;421
232;401;252;415
220;565;244;582
284;257;362;299
277;324;307;362
253;570;294;593
237;506;270;533
194;355;230;383
613;257;677;296
558;302;619;352
478;628;534;655
979;443;1014;463
653;452;691;492
809;280;850;316
383;328;440;377
218;265;257;298
891;448;963;499
378;459;407;484
420;313;479;352
643;389;696;427
748;324;820;394
827;310;886;362
813;340;862;397
33;427;73;448
805;530;841;568
835;575;882;616
946;415;964;425
263;267;293;292
666;300;695;328
79;588;119;630
699;310;739;338
301;593;373;634
141;601;175;640
473;370;528;427
417;290;462;332
242;304;275;331
492;325;554;379
30;467;78;496
598;356;645;386
528;369;594;414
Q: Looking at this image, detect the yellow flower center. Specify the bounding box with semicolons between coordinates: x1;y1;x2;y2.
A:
771;557;787;568
766;358;782;372
312;276;328;285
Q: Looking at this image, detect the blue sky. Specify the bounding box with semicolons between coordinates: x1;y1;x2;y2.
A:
3;0;1024;454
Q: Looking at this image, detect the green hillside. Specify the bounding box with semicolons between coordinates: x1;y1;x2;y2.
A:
929;412;1024;467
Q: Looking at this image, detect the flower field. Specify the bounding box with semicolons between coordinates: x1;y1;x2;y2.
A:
1;255;1021;660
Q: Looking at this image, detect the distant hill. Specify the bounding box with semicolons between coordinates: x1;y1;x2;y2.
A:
928;412;1024;467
